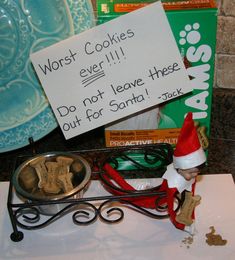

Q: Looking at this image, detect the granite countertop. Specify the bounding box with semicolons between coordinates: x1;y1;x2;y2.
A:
0;88;234;182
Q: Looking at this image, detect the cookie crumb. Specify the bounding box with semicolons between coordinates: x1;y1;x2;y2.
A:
181;235;194;248
205;226;227;246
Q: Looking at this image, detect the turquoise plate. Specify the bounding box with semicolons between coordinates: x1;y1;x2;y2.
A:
0;0;95;153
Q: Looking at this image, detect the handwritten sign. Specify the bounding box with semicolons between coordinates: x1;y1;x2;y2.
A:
30;1;192;139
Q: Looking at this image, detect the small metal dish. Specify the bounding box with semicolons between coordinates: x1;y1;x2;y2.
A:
12;152;91;215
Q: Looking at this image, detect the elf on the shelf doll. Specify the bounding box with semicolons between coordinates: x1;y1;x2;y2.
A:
160;112;206;234
101;112;206;234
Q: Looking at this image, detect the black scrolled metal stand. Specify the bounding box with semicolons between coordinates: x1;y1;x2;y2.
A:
7;139;181;242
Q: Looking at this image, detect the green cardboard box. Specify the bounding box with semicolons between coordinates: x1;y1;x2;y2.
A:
97;0;217;169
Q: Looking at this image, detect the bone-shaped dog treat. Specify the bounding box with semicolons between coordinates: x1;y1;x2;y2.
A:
55;156;74;193
176;192;201;226
19;165;38;191
197;126;209;150
56;156;74;173
194;122;209;150
71;161;83;173
57;172;74;193
43;162;61;194
29;157;48;189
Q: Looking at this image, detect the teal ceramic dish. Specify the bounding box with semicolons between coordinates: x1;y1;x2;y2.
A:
0;0;95;153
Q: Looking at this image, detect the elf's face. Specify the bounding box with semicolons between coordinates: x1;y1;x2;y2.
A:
178;167;200;181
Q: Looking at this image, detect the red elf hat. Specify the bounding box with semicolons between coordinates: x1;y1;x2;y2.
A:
173;112;206;169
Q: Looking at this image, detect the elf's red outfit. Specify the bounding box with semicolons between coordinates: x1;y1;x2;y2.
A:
102;113;206;234
160;164;196;232
161;112;206;232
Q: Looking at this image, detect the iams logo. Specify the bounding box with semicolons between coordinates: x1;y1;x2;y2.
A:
179;23;212;120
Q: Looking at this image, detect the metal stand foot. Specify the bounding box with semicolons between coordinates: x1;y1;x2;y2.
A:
10;231;24;242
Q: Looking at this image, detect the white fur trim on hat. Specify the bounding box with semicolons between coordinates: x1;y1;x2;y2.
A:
173;147;206;169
